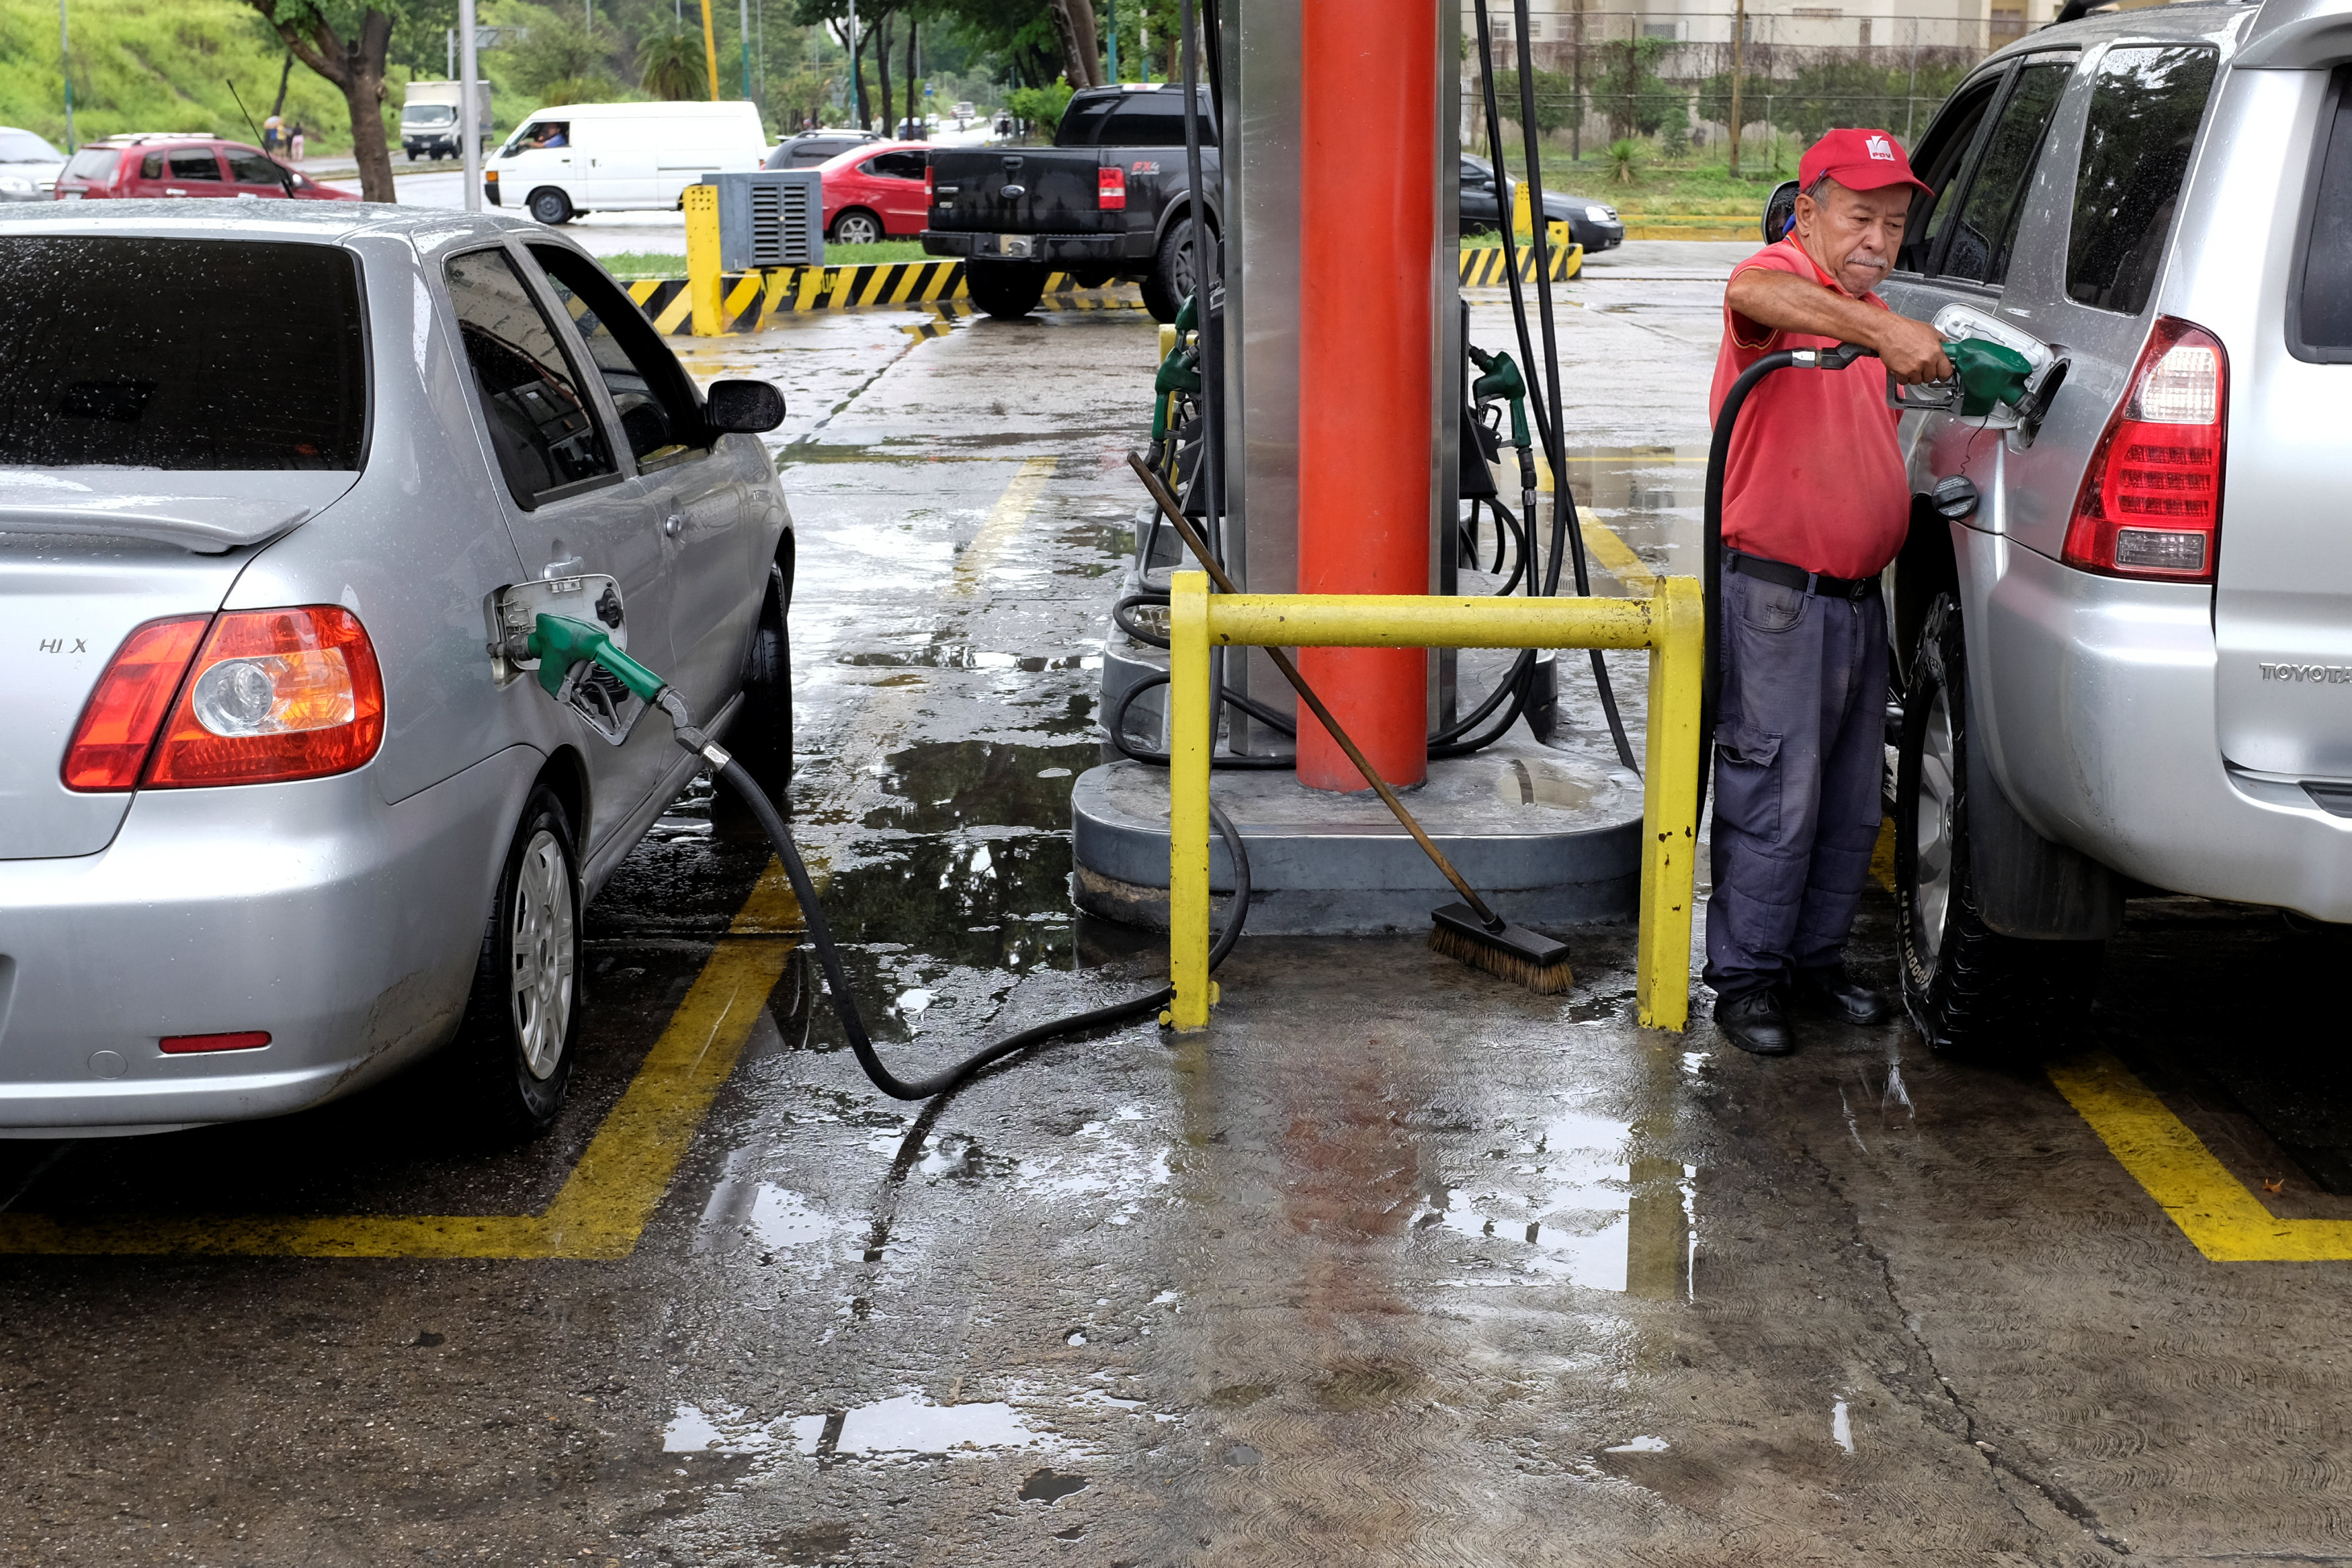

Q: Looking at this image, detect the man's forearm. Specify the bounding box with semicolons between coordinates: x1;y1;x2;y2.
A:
1727;269;1889;349
1724;268;1954;384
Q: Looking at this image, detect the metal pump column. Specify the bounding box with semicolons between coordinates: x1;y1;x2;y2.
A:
1294;0;1436;791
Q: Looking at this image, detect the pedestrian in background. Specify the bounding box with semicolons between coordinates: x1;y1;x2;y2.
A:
1702;128;1955;1055
262;112;284;153
290;122;306;162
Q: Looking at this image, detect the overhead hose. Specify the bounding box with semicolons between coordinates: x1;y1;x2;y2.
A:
1697;343;1878;820
1469;0;1642;776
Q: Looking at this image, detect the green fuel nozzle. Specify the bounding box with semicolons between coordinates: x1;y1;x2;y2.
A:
526;613;667;703
1468;345;1532;453
1946;336;2035;419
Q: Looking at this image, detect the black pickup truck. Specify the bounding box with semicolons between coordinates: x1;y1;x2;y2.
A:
921;83;1219;322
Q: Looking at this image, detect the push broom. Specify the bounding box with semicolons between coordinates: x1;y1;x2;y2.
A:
1129;453;1575;996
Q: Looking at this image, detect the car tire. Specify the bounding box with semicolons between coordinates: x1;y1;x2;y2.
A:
1894;594;2102;1054
965;259;1046;320
714;560;794;838
831;208;884;245
454;785;583;1141
1141;220;1198;324
528;187;574;225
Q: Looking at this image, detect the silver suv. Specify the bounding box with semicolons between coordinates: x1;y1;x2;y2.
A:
1880;0;2351;1049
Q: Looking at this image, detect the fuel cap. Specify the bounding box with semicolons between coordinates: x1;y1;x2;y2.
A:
1933;474;1980;521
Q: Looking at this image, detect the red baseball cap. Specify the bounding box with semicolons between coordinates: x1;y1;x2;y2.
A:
1798;128;1933;196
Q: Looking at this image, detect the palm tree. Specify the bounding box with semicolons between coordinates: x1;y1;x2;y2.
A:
640;29;703;101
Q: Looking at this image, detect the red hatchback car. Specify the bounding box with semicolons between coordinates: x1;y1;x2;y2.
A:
819;140;930;244
52;136;359;202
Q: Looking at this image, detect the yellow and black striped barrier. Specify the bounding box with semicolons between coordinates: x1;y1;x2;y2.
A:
1458;242;1585;287
627;261;1141;335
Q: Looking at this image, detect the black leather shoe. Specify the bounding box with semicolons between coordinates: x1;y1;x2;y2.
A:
1791;964;1893;1026
1714;988;1794;1055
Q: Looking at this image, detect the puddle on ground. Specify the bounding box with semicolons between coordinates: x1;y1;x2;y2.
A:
1419;1105;1697;1296
1458;442;1704;593
841;648;1094;673
662;1393;1059;1461
800;833;1079;979
862;738;1103;832
1017;1467;1089;1504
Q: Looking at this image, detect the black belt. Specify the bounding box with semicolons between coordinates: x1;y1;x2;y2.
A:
1727;551;1880;601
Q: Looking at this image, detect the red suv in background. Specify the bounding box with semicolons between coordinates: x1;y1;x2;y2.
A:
819;140;929;244
52;136;359;202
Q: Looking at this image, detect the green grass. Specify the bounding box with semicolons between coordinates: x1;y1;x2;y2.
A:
1;0;366;152
597;241;933;279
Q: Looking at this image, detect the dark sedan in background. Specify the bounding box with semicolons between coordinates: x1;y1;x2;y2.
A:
1460;154;1623;253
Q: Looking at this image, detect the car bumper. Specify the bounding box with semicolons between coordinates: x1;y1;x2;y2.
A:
0;187;50;204
0;749;538;1134
1973;533;2352;922
921;229;1131;265
1576;219;1624;251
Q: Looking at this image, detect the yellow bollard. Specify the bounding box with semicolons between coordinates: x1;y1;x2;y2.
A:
1635;576;1704;1032
1161;584;1705;1033
1511;176;1533;241
1159;322;1178;365
1546;218;1574;257
1166;570;1214;1030
684;183;724;337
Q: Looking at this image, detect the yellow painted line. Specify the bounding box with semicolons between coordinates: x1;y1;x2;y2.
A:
1581;519;1657;596
953;456;1056;596
2050;1052;2352;1262
0;889;804;1259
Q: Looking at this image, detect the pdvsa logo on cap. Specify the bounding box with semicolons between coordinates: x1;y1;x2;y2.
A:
1866;134;1895;161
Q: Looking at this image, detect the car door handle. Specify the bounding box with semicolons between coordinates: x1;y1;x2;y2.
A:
165;188;187;196
663;513;685;538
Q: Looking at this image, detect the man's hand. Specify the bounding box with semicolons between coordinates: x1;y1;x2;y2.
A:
1726;269;1954;385
1872;312;1954;386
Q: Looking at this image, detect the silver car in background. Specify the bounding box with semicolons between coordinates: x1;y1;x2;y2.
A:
1879;0;2352;1049
0;203;794;1137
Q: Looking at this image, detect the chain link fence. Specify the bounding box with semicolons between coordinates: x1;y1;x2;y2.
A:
1475;11;2007;152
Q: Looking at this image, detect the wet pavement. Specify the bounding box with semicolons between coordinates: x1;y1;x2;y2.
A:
6;275;2352;1567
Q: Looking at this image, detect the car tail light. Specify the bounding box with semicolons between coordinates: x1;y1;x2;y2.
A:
61;617;212;791
143;606;384;787
2062;316;2228;582
1098;165;1127;210
160;1031;271;1054
925;164;935;202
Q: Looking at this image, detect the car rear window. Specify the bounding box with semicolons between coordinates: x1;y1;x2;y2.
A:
1056;95;1122;147
2066;44;2218;315
1107;94;1216;147
2292;67;2352;359
0;236;368;470
62;147;117;181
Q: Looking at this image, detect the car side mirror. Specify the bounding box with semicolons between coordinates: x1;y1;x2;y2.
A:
706;379;786;434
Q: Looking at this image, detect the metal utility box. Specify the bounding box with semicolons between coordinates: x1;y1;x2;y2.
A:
700;171;824;271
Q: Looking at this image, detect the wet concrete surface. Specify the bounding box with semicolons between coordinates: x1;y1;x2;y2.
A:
5;283;2352;1567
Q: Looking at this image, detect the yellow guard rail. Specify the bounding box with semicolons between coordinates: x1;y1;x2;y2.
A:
1165;572;1704;1033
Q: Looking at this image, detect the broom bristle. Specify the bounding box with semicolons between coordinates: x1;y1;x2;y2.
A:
1428;903;1576;995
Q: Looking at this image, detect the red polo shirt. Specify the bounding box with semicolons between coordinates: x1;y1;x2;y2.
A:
1708;238;1910;580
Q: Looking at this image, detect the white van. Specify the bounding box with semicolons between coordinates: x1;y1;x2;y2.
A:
486;101;765;226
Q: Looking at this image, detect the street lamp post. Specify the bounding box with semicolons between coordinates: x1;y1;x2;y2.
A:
58;0;75;153
461;0;482;211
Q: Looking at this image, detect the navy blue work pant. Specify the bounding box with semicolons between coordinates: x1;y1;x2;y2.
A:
1704;565;1889;1001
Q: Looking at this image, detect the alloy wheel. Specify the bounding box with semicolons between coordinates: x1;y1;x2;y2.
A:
1913;683;1956;968
835;212;881;245
508;828;575;1081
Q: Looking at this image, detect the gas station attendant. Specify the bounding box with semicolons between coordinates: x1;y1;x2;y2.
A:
1706;128;1956;1056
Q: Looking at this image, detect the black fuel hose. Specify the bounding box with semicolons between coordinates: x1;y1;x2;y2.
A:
1697;343;1878;820
663;696;1253;1102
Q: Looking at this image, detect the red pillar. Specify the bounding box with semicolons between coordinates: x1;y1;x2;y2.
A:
1296;0;1434;791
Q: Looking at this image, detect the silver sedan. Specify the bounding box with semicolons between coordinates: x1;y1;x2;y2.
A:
0;202;794;1139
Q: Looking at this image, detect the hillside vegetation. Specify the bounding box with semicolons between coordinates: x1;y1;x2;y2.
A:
0;0;374;150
